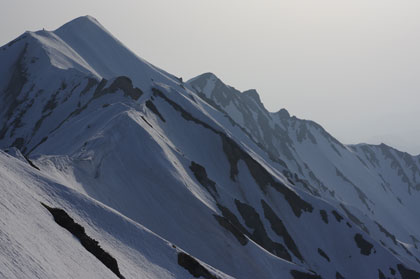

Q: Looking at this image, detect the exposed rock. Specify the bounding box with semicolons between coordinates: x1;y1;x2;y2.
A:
190;161;218;199
41;203;124;279
335;271;345;279
261;200;303;261
332;210;343;223
317;248;330;262
235;199;291;261
178;252;218;279
354;233;374;256
146;100;166;122
107;76;143;100
340;204;369;234
397;264;420;279
378;269;386;279
320;210;328;224
375;222;397;245
290;270;322;279
213;215;248;245
390;267;396;275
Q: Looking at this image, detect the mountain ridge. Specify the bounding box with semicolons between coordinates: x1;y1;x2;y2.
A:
188;71;420;157
1;16;420;279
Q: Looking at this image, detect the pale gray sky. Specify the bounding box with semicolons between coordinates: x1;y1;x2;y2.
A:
2;0;420;154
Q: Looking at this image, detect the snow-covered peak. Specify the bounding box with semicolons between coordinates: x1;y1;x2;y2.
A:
2;16;179;92
187;72;228;98
28;29;101;77
54;16;176;86
276;108;291;119
242;89;262;104
189;72;218;81
55;15;104;33
53;15;129;78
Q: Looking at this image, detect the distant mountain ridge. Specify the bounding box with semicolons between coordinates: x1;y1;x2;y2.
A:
1;15;420;279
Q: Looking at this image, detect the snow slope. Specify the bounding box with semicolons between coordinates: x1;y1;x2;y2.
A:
188;72;420;272
0;148;235;279
1;15;420;279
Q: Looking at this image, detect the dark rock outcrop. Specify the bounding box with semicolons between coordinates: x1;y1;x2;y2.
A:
41;203;124;279
290;270;322;279
354;233;374;256
235;199;291;261
317;248;330;262
178;252;218;279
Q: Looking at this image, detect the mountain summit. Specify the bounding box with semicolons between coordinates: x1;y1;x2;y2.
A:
1;16;420;279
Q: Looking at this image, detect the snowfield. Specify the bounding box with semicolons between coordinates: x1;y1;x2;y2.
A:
1;15;420;279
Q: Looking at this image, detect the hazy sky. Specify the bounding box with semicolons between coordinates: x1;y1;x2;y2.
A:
2;0;420;154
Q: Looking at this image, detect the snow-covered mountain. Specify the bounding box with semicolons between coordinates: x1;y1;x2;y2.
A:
1;15;420;279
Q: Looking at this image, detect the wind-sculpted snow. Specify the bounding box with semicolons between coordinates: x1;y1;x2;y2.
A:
1;15;420;279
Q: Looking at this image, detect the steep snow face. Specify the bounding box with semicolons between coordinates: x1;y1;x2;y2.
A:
1;16;420;279
188;73;420;270
54;16;178;87
0;149;234;279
